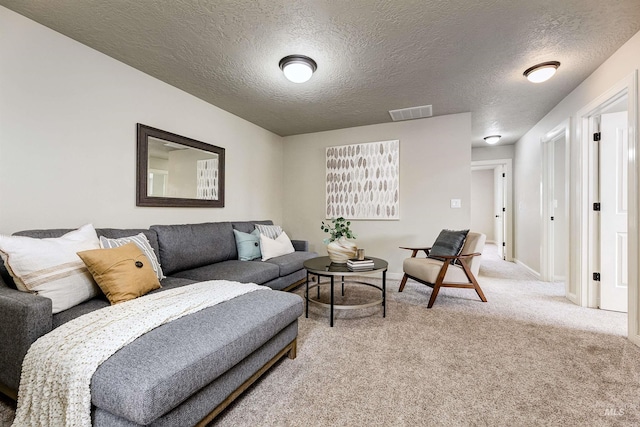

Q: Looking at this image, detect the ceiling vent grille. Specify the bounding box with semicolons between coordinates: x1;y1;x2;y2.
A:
389;105;433;121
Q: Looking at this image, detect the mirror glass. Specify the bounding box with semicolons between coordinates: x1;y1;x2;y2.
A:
137;124;225;207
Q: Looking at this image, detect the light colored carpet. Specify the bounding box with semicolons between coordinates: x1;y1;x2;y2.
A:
2;245;638;426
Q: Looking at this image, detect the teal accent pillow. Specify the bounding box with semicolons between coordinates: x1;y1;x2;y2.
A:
233;229;262;261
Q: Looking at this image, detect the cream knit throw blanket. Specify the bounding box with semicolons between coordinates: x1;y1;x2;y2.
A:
12;280;268;427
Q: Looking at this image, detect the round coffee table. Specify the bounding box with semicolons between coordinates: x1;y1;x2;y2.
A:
303;256;388;327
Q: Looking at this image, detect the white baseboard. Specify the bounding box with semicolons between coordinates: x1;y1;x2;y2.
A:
514;259;541;279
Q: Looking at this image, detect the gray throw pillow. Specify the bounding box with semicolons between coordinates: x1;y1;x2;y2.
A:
429;229;469;263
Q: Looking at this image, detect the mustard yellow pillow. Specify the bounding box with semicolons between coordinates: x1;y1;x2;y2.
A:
77;242;161;305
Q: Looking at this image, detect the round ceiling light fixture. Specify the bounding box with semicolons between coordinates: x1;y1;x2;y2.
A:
279;55;317;83
523;61;560;83
484;135;502;145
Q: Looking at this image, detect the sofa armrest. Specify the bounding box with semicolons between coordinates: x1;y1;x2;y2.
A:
0;284;52;393
291;240;309;252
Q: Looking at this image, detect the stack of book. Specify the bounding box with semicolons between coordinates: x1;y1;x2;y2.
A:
347;258;375;271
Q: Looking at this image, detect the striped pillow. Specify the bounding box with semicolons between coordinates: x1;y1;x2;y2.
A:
254;224;283;240
0;224;101;313
99;233;165;280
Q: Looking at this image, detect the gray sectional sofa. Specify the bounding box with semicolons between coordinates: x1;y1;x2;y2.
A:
0;220;317;426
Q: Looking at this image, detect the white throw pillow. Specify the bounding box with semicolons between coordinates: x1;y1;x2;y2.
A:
99;233;165;280
260;231;295;261
0;224;101;313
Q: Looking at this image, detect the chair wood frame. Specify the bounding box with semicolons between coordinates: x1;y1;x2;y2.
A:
398;246;487;308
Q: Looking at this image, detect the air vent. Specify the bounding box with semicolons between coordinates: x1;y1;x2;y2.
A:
389;105;433;122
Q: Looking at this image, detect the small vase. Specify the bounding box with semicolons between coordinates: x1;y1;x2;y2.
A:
326;237;357;264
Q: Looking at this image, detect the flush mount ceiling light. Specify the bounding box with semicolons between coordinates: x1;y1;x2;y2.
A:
279;55;317;83
484;135;501;145
523;61;561;83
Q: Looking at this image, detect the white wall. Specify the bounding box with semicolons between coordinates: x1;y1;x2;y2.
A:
472;144;515;161
282;113;472;277
470;169;494;240
0;7;284;234
514;30;640;277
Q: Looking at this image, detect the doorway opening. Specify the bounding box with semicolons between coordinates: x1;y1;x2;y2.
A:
471;159;512;261
575;71;638;344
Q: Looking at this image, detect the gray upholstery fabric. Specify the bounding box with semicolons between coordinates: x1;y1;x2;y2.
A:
91;290;303;424
95;229;160;260
291;239;309;251
151;222;237;275
92;321;298;427
262;269;306;291
13;228;73;238
230;220;273;234
171;260;279;284
0;261;15;289
0;286;52;391
264;251;318;276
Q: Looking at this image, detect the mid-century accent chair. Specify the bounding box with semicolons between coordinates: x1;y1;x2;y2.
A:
399;231;487;308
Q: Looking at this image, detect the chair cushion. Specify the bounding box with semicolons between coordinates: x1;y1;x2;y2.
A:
429;229;469;263
403;257;470;284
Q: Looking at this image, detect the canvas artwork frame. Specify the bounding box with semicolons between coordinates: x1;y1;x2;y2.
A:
325;139;399;220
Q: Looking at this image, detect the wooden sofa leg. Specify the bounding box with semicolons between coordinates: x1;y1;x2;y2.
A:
398;274;409;292
287;339;297;359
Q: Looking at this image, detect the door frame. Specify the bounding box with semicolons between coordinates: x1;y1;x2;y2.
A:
541;119;571;297
471;158;513;261
575;71;638;343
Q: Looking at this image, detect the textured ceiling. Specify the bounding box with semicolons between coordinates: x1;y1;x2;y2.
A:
2;1;640;146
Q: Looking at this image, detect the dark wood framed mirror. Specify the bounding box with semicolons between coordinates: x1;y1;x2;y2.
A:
136;124;225;207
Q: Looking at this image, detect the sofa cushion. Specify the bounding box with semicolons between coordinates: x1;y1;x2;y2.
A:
264;250;319;276
151;222;237;275
0;224;102;313
2;228;160;290
170;260;279;284
77;243;161;305
90;289;303;425
231;220;273;234
255;223;283;239
96;229;160;261
99;233;165;280
260;231;295;261
233;229;262;261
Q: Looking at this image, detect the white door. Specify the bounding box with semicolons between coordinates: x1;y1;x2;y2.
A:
493;166;505;259
600;111;628;312
552;135;568;282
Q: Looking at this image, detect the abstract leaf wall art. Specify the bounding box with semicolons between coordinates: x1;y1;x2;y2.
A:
326;140;399;219
196;158;219;200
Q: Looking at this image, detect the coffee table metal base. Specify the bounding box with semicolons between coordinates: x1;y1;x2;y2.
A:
305;273;386;327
